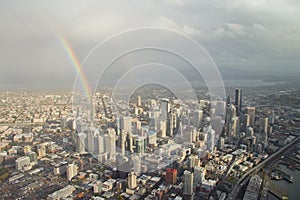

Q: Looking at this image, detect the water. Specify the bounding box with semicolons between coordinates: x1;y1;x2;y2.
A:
223;79;285;87
269;165;300;200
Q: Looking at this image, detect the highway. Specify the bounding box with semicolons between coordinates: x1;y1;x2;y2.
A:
226;136;300;200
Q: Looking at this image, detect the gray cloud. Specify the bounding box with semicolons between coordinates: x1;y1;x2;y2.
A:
0;0;299;88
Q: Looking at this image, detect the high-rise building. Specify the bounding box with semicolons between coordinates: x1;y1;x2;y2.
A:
166;112;176;137
246;107;256;128
183;126;197;143
241;113;250;132
183;170;194;196
128;172;137;189
135;137;146;154
105;128;116;159
225;104;237;138
137;95;141;107
132;155;141;174
193;110;203;129
67;163;78;181
120;116;132;134
259;117;268;135
234;88;242;115
95;134;104;154
165;168;177;184
87;131;94;153
216;101;226;116
203;126;216;153
118;130;127;156
161;98;171;120
126;132;133;152
194;166;206;186
76;133;86;154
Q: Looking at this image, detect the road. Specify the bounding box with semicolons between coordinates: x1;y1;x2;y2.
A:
226;136;300;200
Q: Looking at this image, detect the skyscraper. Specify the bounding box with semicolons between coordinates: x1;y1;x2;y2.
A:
161;98;171;120
183;170;194;197
105;128;116;159
194;166;206;186
234;88;242;115
137;95;141;107
246;107;256;128
127;172;137;189
120;116;132;134
193;110;203;129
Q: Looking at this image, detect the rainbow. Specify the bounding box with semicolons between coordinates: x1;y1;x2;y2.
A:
57;34;92;101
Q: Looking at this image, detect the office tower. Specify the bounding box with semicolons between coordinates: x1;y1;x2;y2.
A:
217;137;225;151
165;168;177;184
183;170;194;196
166;112;176;137
193;110;203;129
158;120;166;138
211;116;223;136
241;113;250;132
225;104;237;138
133;155;141;174
105;128;116;159
216;101;226;116
269;110;275;125
259;117;269;145
87;131;94;153
128;172;137;189
246;107;256;128
226;95;231;106
126;133;133;152
183;126;197;143
234;88;242;115
161;98;171;120
188;155;195;169
203;126;216;153
137;95;141;107
149;117;158;131
132;119;141;134
135;137;146;154
67;163;78;181
118;130;127;156
120;116;132;134
15;156;30;171
231;116;240;138
76;133;86;154
147;131;157;147
259;117;268;134
194;166;206;186
95;134;104;154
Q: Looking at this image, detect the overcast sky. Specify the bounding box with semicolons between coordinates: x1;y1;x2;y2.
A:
0;0;299;89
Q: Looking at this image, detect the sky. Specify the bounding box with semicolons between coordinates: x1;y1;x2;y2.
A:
0;0;299;89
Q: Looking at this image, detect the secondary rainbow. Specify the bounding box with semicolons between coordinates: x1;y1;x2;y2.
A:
57;35;92;101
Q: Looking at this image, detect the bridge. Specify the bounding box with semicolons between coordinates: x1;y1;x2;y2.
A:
227;136;300;200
